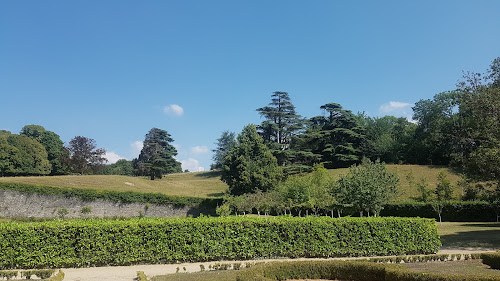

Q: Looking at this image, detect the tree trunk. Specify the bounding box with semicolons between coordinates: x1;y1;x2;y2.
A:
359;211;363;217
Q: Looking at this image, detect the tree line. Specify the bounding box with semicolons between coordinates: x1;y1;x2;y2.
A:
0;126;181;179
214;57;499;216
213;57;500;184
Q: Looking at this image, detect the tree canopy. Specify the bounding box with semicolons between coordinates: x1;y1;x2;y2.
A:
67;136;107;174
133;128;182;180
221;124;283;195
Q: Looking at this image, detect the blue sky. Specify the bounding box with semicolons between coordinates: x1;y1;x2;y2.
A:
1;1;499;171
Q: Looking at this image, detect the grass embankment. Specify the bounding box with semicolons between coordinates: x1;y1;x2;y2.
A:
0;171;228;198
0;165;464;201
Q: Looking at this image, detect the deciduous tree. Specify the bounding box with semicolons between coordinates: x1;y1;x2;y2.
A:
67;136;107;174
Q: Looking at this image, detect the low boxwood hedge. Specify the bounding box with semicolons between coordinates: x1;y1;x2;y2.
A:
482;252;500;270
0;216;440;269
236;260;500;281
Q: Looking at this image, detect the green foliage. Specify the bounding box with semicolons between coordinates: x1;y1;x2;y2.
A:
66;136;107;174
134;128;182;180
81;206;92;215
481;252;500;269
276;163;336;216
0;217;439;269
21;269;55;279
20;125;69;175
380;201;496;222
0;132;51;176
360;115;417;164
237;259;500;281
0;270;18;280
211;131;236;170
100;159;134;176
136;271;148;281
336;159;399;216
294;103;364;169
221;124;283;195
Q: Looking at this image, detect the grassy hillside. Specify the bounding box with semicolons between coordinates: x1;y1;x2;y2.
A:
0;165;465;201
0;171;228;198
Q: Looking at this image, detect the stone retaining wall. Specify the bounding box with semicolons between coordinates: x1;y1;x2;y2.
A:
0;190;202;218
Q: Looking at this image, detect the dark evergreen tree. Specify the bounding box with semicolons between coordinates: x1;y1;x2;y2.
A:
256;92;306;172
294;103;365;169
134;128;182;180
221;124;283;195
211;131;236;170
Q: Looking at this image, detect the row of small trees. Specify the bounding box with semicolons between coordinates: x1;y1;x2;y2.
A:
218;157;400;217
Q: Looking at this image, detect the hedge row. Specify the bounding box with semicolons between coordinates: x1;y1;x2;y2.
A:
0;216;440;269
0;182;221;212
482;252;500;270
236;260;500;281
381;201;497;222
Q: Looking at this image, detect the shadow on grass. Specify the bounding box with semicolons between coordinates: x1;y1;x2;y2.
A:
207;192;225;197
194;171;221;178
441;228;500;248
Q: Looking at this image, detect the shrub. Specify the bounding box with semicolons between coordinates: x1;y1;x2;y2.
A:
481;252;500;269
236;260;500;281
0;216;440;269
0;270;18;280
136;271;148;281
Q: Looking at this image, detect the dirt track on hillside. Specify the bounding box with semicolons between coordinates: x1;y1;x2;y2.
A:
56;248;497;281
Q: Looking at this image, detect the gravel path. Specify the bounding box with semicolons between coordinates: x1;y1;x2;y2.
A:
59;248;498;281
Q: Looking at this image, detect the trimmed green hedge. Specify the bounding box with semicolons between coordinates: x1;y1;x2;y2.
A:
482;252;500;270
0;182;221;213
236;260;500;281
0;216;440;269
380;201;496;222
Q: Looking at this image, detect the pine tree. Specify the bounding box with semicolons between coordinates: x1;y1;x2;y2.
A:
134;128;182;180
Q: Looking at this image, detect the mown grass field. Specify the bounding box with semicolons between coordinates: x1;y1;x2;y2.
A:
438;222;500;249
0;165;465;201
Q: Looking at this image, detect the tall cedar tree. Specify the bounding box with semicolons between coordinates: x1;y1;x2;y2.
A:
67;136;107;174
221;124;283;195
256;92;304;171
134;128;181;180
294;103;364;169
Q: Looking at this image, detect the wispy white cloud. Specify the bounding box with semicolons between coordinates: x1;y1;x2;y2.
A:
379;101;413;119
163;104;184;116
190;145;209;154
105;152;125;164
181;158;205;172
131;141;143;157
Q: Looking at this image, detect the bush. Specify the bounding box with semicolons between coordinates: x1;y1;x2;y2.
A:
236;260;500;281
0;270;18;280
482;252;500;269
0;216;439;269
